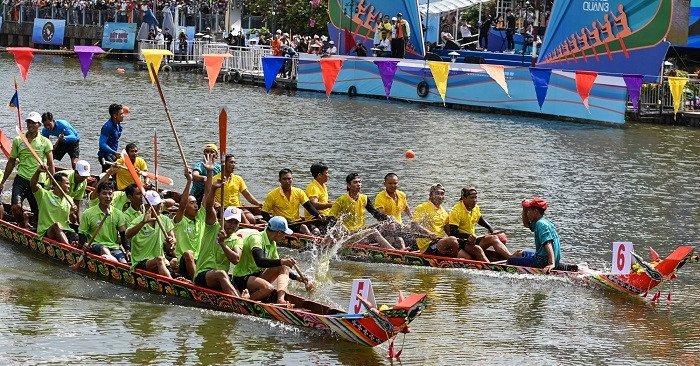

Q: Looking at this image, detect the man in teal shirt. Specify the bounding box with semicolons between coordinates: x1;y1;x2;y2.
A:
507;197;561;273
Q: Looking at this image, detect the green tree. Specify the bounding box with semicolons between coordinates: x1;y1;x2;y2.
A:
245;0;330;36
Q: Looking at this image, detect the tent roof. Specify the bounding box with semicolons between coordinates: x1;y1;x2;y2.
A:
419;0;491;15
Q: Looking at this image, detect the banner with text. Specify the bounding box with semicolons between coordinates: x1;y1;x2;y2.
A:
102;22;138;50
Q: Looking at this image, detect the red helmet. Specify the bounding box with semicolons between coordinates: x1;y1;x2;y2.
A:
522;197;548;211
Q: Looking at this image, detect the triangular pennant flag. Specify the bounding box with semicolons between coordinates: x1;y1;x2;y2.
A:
529;67;552;110
320;58;345;100
74;45;105;79
668;76;688;120
575;70;598;112
622;74;644;112
203;54;232;91
373;60;399;100
7;47;38;82
344;28;355;55
481;64;510;97
261;56;287;93
141;49;174;83
428;61;450;105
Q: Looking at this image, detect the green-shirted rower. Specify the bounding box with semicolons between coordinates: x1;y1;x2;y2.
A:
30;164;77;246
79;181;129;263
126;190;176;278
173;167;205;280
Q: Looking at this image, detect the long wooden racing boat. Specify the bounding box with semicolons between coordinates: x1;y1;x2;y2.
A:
239;223;695;298
0;204;427;347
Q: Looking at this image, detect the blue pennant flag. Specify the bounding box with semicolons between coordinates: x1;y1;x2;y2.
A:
8;91;18;109
143;9;159;27
261;56;286;93
529;67;552;111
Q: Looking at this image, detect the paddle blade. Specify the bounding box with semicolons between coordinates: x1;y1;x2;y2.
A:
143;171;174;185
219;107;227;161
121;149;147;195
0;130;12;159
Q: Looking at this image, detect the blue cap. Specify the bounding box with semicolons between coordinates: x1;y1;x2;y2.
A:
268;216;293;234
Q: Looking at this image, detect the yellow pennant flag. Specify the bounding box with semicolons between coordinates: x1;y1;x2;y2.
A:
668;76;688;120
480;64;510;98
142;49;174;84
428;61;450;105
203;54;232;91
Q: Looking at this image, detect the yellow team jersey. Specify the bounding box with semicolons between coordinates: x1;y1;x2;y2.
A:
329;193;367;231
115;156;148;190
304;179;330;217
262;186;309;221
374;190;407;224
448;202;481;235
412;201;449;253
213;173;247;207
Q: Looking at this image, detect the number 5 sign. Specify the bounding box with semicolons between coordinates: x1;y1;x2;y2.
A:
348;279;376;315
612;242;634;274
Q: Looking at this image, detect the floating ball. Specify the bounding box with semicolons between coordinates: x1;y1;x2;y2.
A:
122;106;130;114
405;150;415;159
117;68;125;74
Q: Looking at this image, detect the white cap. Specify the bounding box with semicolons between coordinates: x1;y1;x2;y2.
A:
144;190;164;206
329;40;334;45
313;34;319;39
321;36;328;41
75;160;91;177
223;206;242;222
26;111;41;123
276;29;282;34
392;16;397;20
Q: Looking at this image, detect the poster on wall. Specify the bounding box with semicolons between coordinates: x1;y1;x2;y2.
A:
102;22;138;50
688;0;700;46
32;19;66;45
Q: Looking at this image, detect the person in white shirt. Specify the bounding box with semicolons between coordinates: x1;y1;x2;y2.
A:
155;29;165;46
326;40;337;55
441;24;454;44
378;31;391;56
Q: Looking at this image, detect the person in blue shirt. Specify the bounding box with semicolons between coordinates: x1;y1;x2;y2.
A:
98;104;124;172
41;112;81;169
507;197;561;273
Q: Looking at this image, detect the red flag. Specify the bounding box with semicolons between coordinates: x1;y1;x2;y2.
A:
320;59;345;99
344;29;355;55
575;70;598;111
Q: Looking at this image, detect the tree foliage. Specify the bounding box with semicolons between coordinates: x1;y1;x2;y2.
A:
244;0;330;36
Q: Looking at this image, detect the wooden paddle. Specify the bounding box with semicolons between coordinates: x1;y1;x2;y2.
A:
293;263;314;292
153;128;159;191
288;218;322;228
121;149;170;241
104;161;174;185
15;126;72;204
74;208;110;268
219;107;227;224
149;63;188;169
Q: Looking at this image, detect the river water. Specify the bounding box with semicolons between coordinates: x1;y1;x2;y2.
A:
0;54;698;365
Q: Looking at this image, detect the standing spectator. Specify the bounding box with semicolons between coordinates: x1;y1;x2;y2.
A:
155;29;165;46
164;28;173;52
98;104;124;173
394;12;410;58
178;29;188;61
479;9;494;50
506;9;516;52
41;112;81;170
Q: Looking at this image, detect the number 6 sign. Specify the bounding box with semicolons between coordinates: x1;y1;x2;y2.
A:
612;242;634;274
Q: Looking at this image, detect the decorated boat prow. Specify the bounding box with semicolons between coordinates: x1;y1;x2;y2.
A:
0;206;427;347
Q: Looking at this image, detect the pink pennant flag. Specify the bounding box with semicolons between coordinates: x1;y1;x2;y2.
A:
320;58;345;100
373;60;399;100
203;54;232;91
575;70;598;112
480;64;510;97
74;45;105;79
7;47;38;82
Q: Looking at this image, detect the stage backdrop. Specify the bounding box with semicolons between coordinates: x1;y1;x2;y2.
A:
32;19;65;46
102;22;138;50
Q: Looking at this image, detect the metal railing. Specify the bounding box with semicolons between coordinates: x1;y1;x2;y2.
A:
633;76;700;114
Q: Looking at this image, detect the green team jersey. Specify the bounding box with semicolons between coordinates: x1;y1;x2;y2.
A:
128;213;174;270
232;230;279;278
174;206;206;259
10;134;52;180
90;190;129;211
195;222;243;278
78;205;127;249
34;187;73;239
60;170;88;201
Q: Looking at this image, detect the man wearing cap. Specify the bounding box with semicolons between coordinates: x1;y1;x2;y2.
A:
448;186;519;262
393;12;410;58
261;169;324;235
41;112;81;170
113;142;149;190
411;183;460;256
79;181;129;263
0;111;55;229
325;40;337;56
213;154;262;224
507;197;561;273
126;190;176;278
190;144;221;205
30;164;77;246
232;216;307;304
98;103;124;173
59;159;91;224
193;153;248;297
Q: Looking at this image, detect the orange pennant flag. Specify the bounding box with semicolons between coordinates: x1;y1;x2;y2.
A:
575;70;598;112
203;54;232;91
320;58;345;99
7;47;38;82
480;64;510;98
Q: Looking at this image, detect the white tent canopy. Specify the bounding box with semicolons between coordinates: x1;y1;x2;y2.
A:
418;0;492;15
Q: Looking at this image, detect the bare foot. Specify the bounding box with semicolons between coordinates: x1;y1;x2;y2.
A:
510;249;524;258
240;289;250;299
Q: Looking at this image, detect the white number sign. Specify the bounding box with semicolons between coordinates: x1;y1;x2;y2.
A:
348;279;376;315
612;242;634;274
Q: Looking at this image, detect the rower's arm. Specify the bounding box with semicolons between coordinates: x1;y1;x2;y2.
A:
29;168;42;193
45;151;55;175
191;169;205;182
521;207;529;228
261;211;271;222
543;241;555;273
477;217;494;233
241;189;261;207
308;196;333;210
0;158;16;187
365;200;388;221
449;224;471;239
60;123;79;143
99;130;116;155
302;200;321;218
203;158;218;226
251;247;281;267
403;206;413;219
218;234;241;264
174;169;193;224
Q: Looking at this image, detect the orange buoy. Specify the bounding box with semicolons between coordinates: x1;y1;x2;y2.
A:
122;106;130;114
117;68;125;73
405;149;415;159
